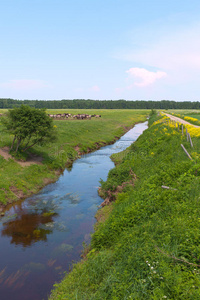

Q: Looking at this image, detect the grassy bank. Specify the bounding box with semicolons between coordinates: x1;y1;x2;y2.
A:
50;113;200;299
0;109;148;205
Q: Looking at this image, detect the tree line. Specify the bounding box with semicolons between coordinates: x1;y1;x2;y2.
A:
0;98;200;109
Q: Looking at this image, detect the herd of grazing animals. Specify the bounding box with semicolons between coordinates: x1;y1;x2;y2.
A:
48;113;101;119
0;113;101;119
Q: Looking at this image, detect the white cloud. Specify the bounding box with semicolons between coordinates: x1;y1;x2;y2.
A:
126;67;167;87
0;79;50;90
117;21;200;86
89;85;100;92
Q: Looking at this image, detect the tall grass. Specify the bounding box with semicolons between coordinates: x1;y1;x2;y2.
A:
50;113;200;299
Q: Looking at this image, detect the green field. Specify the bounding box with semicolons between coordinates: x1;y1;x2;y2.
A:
187;114;200;121
0;109;148;205
165;110;200;127
166;110;200;120
166;109;200;115
50;112;200;299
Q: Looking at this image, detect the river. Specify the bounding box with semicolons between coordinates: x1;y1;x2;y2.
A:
0;121;148;300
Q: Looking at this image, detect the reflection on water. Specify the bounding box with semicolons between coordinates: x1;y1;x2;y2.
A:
1;197;70;247
1;213;54;247
0;121;148;300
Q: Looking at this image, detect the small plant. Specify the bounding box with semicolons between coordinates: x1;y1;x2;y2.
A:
150;109;157;116
9;149;28;161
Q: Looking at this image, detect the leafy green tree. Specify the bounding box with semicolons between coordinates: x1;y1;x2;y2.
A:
1;105;56;152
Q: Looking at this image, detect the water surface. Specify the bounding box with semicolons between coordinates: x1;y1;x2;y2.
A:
0;121;148;300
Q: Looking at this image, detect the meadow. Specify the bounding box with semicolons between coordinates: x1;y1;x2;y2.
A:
166;110;200;121
0;109;148;205
50;111;200;299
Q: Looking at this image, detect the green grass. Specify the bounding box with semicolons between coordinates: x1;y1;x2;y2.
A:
165;111;200;127
0;109;148;204
186;114;200;121
166;109;200;115
49;113;200;299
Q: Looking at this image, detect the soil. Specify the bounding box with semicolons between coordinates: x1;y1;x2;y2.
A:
9;186;25;199
0;147;43;167
99;170;137;207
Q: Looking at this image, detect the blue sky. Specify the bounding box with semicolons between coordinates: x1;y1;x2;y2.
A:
1;0;200;101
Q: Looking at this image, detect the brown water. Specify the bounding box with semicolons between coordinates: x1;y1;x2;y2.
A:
0;121;148;300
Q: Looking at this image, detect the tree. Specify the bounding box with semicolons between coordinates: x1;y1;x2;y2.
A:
1;105;56;153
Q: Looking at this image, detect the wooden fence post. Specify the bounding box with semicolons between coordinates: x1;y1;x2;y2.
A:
189;134;193;148
186;128;189;141
181;144;192;160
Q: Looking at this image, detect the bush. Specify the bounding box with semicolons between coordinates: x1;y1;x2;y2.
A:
1;105;56;153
